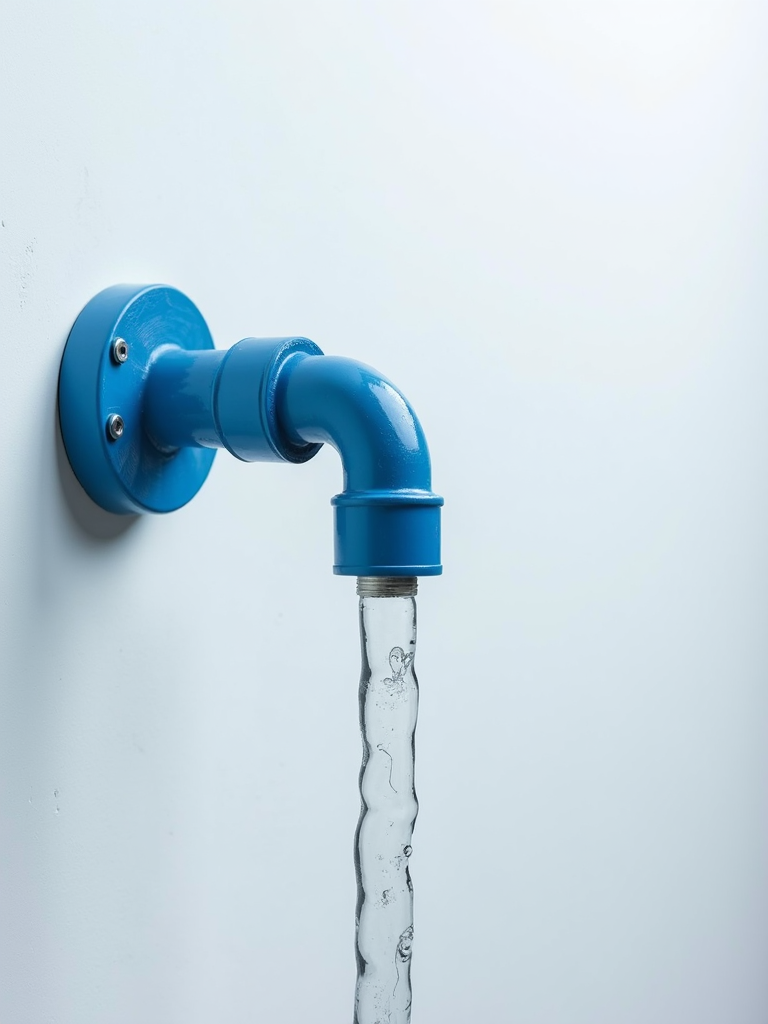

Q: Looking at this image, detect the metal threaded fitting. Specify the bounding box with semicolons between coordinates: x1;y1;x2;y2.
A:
356;576;418;597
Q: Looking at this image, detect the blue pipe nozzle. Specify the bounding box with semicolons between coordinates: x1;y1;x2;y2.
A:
59;284;443;577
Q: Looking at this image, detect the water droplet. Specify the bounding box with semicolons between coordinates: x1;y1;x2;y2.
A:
403;845;412;857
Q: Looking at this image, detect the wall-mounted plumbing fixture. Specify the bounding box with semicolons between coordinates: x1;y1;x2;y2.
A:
58;284;442;1023
58;284;442;578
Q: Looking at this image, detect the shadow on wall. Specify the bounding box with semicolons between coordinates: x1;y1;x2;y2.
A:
54;398;137;541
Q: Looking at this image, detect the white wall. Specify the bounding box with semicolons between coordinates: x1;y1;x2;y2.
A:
2;2;768;1021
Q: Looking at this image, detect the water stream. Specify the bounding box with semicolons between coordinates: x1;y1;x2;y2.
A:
354;576;419;1024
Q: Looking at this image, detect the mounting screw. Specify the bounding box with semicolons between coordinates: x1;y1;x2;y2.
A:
106;413;125;441
111;337;129;364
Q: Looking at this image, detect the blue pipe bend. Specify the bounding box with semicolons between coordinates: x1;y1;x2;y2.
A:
279;352;443;576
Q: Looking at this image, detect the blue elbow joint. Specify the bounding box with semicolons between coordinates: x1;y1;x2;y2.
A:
279;349;443;577
58;284;443;577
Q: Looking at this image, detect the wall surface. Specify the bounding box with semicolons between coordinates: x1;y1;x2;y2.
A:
2;2;768;1021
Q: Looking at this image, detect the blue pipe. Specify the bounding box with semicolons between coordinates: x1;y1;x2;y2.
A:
142;336;443;577
281;352;443;576
58;285;442;576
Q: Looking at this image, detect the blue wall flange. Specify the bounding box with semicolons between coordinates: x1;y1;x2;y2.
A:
58;284;217;514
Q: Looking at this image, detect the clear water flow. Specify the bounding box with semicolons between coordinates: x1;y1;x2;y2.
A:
354;577;419;1024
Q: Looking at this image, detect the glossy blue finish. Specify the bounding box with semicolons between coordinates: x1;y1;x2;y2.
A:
281;354;443;575
205;337;323;464
142;337;324;464
58;284;216;514
59;285;443;575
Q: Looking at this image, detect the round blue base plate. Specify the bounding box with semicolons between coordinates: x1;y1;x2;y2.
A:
58;284;216;514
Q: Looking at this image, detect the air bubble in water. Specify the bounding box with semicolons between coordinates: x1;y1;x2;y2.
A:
396;925;414;963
